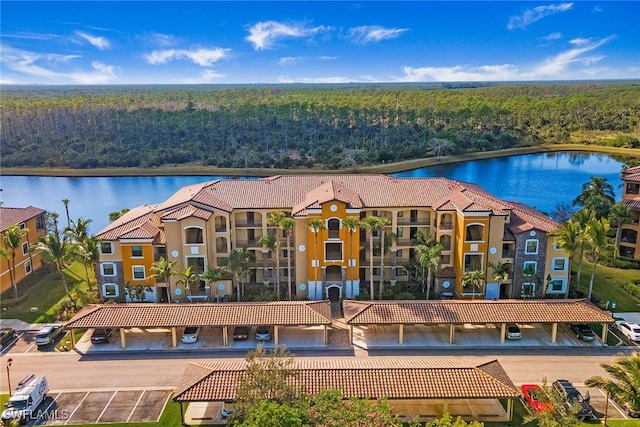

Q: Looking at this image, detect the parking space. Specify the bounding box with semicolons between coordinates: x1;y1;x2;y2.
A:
4;331;67;354
24;389;171;425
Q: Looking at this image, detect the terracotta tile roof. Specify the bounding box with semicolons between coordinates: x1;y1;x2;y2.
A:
119;221;162;240
172;358;519;402
622;198;640;210
162;205;213;221
0;206;45;231
65;301;332;329
292;181;364;215
95;205;158;240
507;201;557;234
342;299;613;325
622;166;640;182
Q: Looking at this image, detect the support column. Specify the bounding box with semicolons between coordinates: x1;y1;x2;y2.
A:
70;328;76;350
449;324;455;344
274;325;279;345
323;325;327;345
223;326;228;347
442;399;449;416
399;324;404;344
349;325;353;345
601;323;608;344
500;323;506;344
120;328;127;349
551;323;558;344
507;399;513;421
171;327;177;348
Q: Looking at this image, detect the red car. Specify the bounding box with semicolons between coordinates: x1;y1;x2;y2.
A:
521;384;553;413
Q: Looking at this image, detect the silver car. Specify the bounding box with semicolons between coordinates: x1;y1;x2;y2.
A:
35;324;63;346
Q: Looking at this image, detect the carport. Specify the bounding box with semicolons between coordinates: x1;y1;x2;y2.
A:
64;301;332;349
172;358;520;423
342;299;614;346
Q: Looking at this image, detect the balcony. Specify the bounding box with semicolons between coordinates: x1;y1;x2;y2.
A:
439;221;454;230
397;218;431;226
235;221;261;228
502;250;515;259
236;239;261;247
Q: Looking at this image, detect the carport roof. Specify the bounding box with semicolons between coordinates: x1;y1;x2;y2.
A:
64;301;332;329
342;299;613;325
172;358;520;402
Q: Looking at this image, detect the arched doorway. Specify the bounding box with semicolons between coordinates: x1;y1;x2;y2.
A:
327;286;341;302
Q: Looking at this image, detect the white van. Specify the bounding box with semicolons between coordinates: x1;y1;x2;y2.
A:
1;375;49;424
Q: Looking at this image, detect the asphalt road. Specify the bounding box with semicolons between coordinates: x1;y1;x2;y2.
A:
2;347;636;393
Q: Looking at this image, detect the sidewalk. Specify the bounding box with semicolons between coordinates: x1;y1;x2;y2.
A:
0;318;42;332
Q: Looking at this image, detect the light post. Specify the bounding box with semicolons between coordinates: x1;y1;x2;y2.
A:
6;357;13;396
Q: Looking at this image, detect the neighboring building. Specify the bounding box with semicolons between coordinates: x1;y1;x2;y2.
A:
619;165;640;260
0;206;47;295
95;175;569;303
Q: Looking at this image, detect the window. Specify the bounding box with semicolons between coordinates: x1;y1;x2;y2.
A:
396;267;407;276
19;222;26;230
24;260;32;275
525;239;539;254
553;240;561;251
396;228;404;237
325;242;343;261
100;242;113;255
373;268;381;276
522;282;536;298
22;242;29;256
282;268;294;277
397;211;404;217
626;182;640;195
464;254;483;272
523;261;537;274
101;263;116;276
396;249;403;257
327;218;340;239
36;214;45;231
132;266;146;280
548;279;565;293
552;258;567;272
185;227;204;244
186;257;205;274
465;224;484;241
131;245;143;257
441;254;451;264
102;283;119;298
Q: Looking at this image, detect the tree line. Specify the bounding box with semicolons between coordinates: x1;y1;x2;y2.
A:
1;83;639;170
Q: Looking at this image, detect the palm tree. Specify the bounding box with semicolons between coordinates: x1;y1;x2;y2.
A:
1;224;29;298
342;217;359;299
175;265;200;300
307;219;325;299
258;233;278;298
572;208;595;291
65;217;92;242
280;217;295;300
33;232;73;297
585;352;640;419
359;216;379;300
550;220;581;297
75;236;100;291
228;248;250;301
585;217;616;300
201;266;225;301
149;257;177;302
462;270;486;300
573;177;616;219
49;211;60;235
377;217;391;299
413;232;443;300
488;260;510;298
62;198;71;229
608;202;634;259
267;211;287;300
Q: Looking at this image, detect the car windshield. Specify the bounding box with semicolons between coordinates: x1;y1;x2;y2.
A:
5;399;28;410
633;328;640;333
36;330;50;338
184;327;198;334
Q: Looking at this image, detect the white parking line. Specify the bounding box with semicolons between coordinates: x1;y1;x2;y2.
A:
64;391;89;425
95;390;117;423
39;392;61;417
126;390;145;423
595;387;628;419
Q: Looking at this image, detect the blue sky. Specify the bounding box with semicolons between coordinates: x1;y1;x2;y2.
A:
1;1;638;85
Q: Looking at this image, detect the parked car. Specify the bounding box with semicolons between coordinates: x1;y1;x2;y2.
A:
506;324;521;340
233;326;249;341
181;326;201;344
91;328;118;344
221;400;235;418
35;324;63;346
570;323;596;341
521;384;553;413
552;379;594;420
0;328;17;349
616;321;640;342
255;326;272;341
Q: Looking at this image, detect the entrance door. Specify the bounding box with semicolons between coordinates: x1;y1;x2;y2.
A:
327;286;341;302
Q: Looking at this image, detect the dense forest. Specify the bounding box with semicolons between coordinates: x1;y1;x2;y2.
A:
1;82;639;169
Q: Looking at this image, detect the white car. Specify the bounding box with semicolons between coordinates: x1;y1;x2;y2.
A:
616;321;640;342
181;326;201;344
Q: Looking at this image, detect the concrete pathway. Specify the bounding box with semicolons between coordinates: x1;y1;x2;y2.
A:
0;318;42;332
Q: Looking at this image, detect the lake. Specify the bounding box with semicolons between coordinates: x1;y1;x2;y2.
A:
0;152;626;234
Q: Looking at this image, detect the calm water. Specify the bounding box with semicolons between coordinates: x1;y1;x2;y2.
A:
0;152;625;234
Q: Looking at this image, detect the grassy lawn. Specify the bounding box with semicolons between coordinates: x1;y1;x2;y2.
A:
56;329;87;352
574;261;640;313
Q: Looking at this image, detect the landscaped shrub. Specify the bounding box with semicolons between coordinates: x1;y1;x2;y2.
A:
622;280;640;298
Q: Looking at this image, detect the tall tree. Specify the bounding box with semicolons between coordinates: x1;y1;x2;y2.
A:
573;176;616;219
359;216;379;300
585;217;616;300
585;352;640;420
175;265;199;300
149;257;176;302
280;217;296;301
377;217;391;299
201;266;225;301
33;232;73;297
307;219;325;298
259;233;278;299
1;224;29;298
549;220;581;297
341;217;359;300
62;198;71;229
228;248;250;301
487;261;510;298
461;270;486;300
65;217;92;242
413;231;443;300
572;208;595;290
75;236;100;291
608;202;634;259
267;211;287;300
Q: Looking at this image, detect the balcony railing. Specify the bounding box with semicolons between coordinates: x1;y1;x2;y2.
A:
502;250;515;258
439;222;454;230
235;239;261;246
235;221;261;228
397;219;431;226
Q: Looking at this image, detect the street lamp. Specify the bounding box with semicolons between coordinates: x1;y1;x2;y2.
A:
6;357;12;396
611;301;617;318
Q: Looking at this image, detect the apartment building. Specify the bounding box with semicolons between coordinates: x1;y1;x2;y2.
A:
95;175;569;302
0;206;47;295
619;165;640;260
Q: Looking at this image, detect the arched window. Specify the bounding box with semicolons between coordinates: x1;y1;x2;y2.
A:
327;218;340;239
185;227;204;244
465;224;484;242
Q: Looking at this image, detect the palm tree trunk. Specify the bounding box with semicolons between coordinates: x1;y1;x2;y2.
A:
58;263;70;296
379;229;385;300
286;233;292;300
588;254;599;300
9;257;18;299
369;233;374;300
576;244;585;292
349;232;354;299
614;226;622;260
426;268;432;300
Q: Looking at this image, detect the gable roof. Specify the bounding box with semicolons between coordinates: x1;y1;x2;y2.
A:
507;201;557;234
622;165;640;183
0;206;45;232
342;299;613;325
172;358;519;402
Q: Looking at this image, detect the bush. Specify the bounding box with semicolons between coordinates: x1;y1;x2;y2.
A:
622;280;640;298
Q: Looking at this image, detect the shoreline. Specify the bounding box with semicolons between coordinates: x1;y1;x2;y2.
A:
2;144;639;177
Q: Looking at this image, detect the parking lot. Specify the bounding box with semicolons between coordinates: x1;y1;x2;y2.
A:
20;389;172;425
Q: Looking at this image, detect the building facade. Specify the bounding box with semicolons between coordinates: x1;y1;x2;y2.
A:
619;165;640;260
95;175;569;302
0;206;47;295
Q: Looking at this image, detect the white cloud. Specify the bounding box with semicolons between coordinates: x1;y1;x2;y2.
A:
399;64;519;82
144;47;231;66
278;55;336;66
348;26;408;43
539;32;562;42
176;69;225;84
508;3;573;30
75;31;111;50
278;75;353;84
245;21;327;50
149;32;177;47
533;35;615;76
